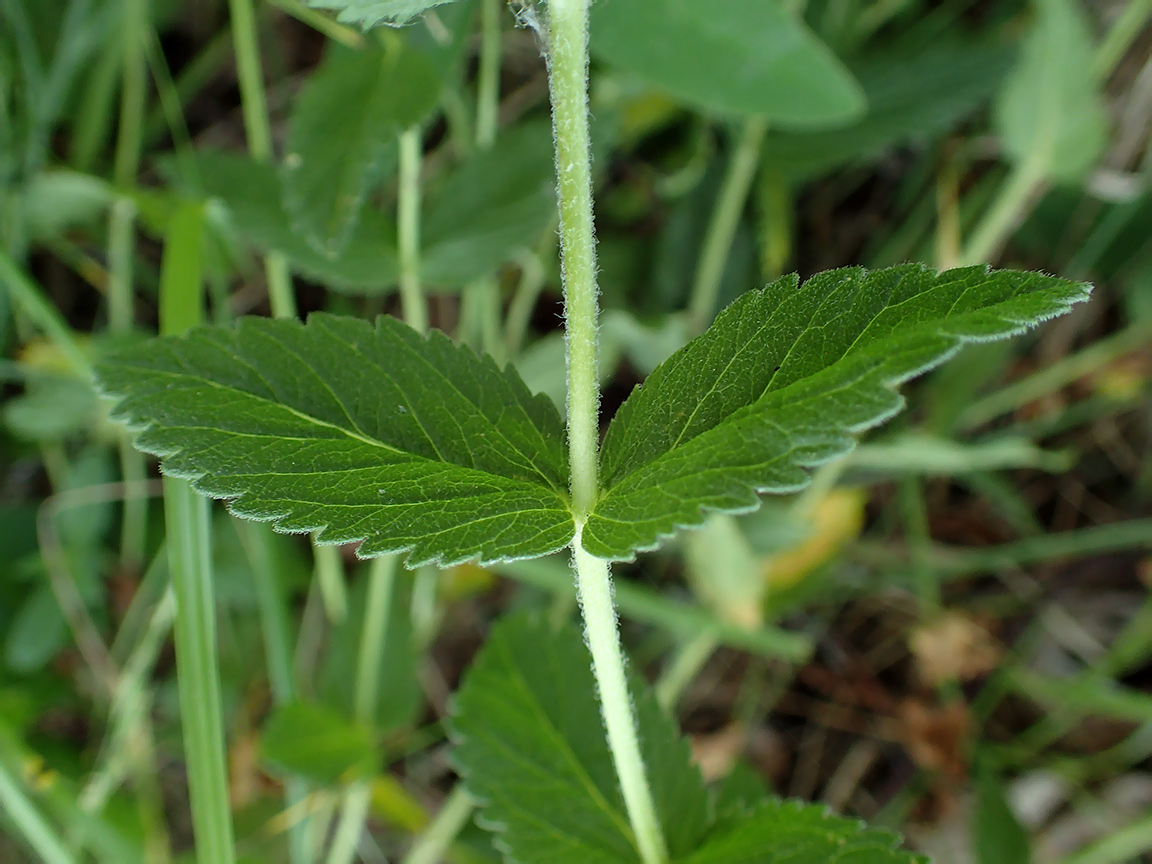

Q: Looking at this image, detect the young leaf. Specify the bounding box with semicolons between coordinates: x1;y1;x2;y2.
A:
260;701;375;785
684;799;927;864
584;264;1089;560
451;613;711;864
993;0;1107;182
96;314;574;567
283;43;442;257
307;0;460;29
590;0;865;127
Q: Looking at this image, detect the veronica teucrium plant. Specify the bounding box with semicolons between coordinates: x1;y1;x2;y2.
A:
95;1;1089;862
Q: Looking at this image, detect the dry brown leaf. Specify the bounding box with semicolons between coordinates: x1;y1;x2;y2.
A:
909;610;1001;686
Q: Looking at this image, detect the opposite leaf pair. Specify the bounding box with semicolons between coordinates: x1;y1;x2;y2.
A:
96;263;1089;568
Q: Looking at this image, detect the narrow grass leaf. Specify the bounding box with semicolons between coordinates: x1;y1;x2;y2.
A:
451;613;710;864
97;314;573;566
585;264;1089;560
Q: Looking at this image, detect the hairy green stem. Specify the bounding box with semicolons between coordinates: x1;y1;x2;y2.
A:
572;536;667;864
398;127;428;334
547;2;666;861
688;116;767;334
549;0;600;518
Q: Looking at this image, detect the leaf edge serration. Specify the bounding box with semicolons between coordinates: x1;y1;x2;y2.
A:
95;313;576;570
584;263;1091;561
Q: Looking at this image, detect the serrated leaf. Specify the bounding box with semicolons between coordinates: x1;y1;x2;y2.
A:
993;0;1108;182
96;314;574;567
684;799;928;864
283;43;442;257
584;265;1089;560
590;0;864;127
451;613;710;864
308;0;460;28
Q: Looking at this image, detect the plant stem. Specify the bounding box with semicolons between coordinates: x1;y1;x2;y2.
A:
355;554;398;723
267;0;365;47
227;0;296;318
160;202;237;864
401;786;474;864
110;0;151;567
398;127;428;334
326;554;399;864
960;158;1046;265
1092;0;1152;81
687;116;767;335
655;630;720;709
476;0;502;149
572;536;667;864
547;2;666;860
324;785;371;864
313;542;349;624
504;233;553;357
548;0;600;519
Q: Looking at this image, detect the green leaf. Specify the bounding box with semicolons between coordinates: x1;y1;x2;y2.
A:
164;150;401;293
584;265;1089;560
767;36;1015;180
3;374;97;441
96;314;574;567
974;755;1032;864
260;701;375;785
451;613;710;864
307;0;461;28
4;586;68;674
283;43;442;257
422;121;557;285
589;0;864;127
993;0;1108;182
683;799;927;864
